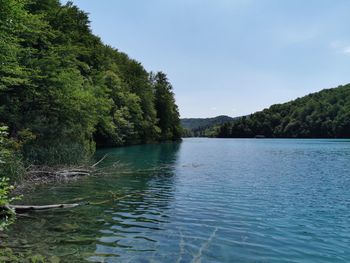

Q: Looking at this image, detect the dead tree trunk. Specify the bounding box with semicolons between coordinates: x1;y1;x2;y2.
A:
3;203;88;213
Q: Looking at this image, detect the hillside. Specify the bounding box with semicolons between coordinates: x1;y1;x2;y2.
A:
181;115;234;130
0;0;181;167
216;85;350;138
181;115;235;137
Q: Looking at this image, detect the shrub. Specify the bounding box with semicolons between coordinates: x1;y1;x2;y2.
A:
0;126;22;230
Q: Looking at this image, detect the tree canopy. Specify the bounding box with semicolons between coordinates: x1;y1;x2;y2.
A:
181;115;235;137
0;0;182;166
216;85;350;138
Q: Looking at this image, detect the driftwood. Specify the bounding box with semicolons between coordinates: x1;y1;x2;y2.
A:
92;154;108;168
25;154;109;180
28;168;92;178
14;154;111;195
5;203;87;213
7;154;112;213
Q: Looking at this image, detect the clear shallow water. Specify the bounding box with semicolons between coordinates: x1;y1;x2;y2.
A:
5;138;350;262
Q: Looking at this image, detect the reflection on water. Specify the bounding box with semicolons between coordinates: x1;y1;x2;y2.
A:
6;142;182;262
90;143;181;262
5;139;350;262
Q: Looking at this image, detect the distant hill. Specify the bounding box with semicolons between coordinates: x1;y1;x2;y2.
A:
181;115;235;137
216;84;350;138
181;115;234;130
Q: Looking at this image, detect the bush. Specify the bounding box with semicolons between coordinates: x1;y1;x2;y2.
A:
0;177;17;231
0;126;22;230
0;127;25;182
23;140;95;166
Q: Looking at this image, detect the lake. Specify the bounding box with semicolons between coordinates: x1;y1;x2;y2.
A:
5;138;350;262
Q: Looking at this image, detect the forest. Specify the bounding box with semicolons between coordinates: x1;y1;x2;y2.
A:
181;115;234;137
216;85;350;138
0;0;181;225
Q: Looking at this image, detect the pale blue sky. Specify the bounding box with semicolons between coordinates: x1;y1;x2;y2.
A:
64;0;350;118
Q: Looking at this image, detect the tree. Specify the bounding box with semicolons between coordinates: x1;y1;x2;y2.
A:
215;84;350;138
152;72;181;141
0;0;182;165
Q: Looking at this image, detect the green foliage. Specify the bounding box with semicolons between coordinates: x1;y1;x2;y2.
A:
0;178;17;231
0;0;182;166
0;126;24;181
0;126;22;230
0;0;30;91
181;115;235;137
182;128;194;137
0;248;19;263
216;85;350;138
0;177;16;206
152;72;181;141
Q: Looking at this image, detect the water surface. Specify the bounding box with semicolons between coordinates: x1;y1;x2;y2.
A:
6;138;350;262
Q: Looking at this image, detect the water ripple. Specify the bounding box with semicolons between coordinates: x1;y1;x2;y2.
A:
6;139;350;262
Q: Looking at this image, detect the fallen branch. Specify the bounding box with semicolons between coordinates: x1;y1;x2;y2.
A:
12;154;119;195
6;202;87;213
56;171;90;177
91;154;108;168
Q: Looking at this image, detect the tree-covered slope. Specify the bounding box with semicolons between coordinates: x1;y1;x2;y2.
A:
181;115;234;136
217;85;350;138
181;115;234;130
0;0;181;166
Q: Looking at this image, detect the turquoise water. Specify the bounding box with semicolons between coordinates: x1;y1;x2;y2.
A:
5;138;350;262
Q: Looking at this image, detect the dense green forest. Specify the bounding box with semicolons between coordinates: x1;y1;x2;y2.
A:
181;115;234;137
217;85;350;138
0;0;181;165
0;0;181;226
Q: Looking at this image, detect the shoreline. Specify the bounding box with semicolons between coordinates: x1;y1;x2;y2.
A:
11;164;95;196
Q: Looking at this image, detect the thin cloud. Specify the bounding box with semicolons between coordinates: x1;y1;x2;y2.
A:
330;41;350;55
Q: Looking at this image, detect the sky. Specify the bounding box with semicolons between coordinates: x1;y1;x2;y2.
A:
64;0;350;118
